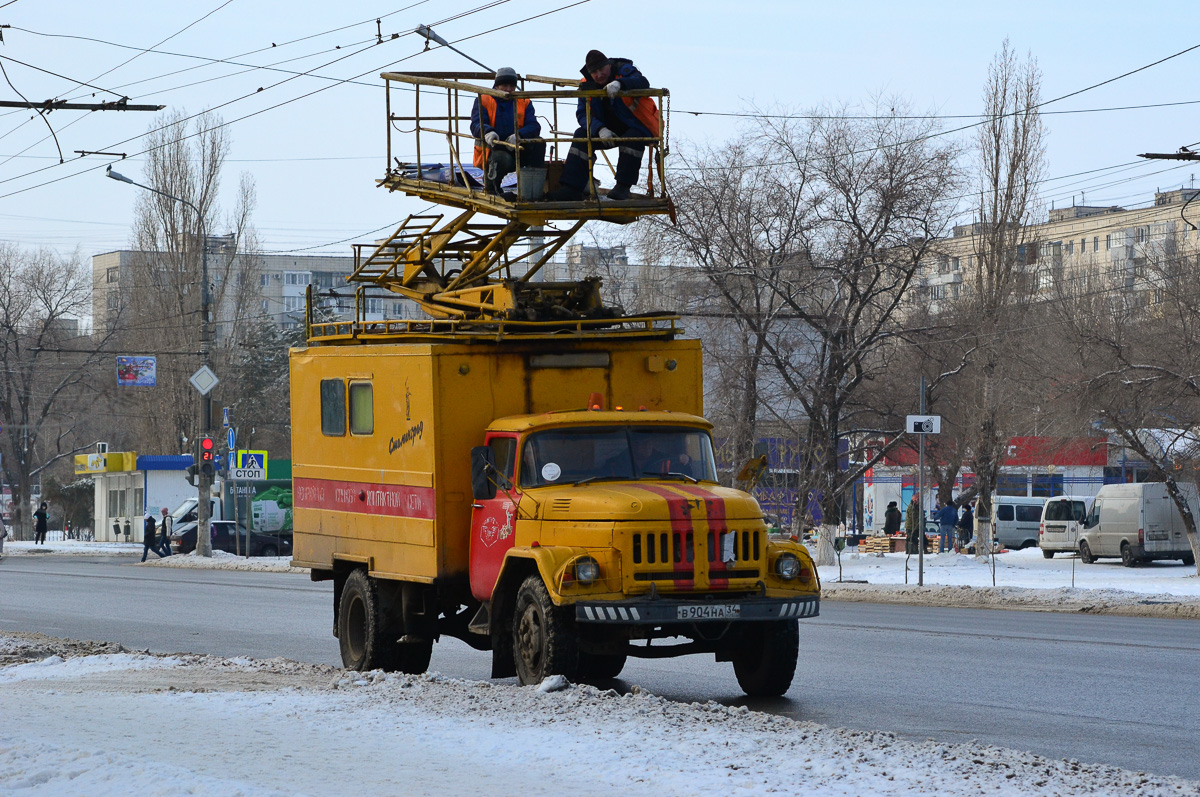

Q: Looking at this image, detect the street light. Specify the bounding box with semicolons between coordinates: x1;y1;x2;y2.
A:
106;165;214;557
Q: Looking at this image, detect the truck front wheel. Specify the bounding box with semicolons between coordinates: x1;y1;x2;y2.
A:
732;620;799;698
512;575;578;685
578;652;627;681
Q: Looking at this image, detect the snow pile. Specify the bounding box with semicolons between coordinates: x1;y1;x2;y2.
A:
138;548;307;573
0;652;181;683
0;632;1196;796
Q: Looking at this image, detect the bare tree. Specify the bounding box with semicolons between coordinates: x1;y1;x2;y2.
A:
963;40;1047;561
643;103;961;564
0;245;112;539
1060;232;1200;572
115;109;261;455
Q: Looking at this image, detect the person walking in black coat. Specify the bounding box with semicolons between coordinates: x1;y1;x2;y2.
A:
883;501;902;535
141;513;159;562
33;502;48;544
157;507;173;557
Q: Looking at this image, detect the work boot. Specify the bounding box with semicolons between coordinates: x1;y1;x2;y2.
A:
605;183;633;201
544;186;583;202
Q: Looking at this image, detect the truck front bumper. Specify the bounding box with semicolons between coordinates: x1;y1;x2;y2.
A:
575;595;819;624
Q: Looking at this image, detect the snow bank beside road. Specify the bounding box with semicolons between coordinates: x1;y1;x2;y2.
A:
1;540;141;557
819;547;1200;616
0;632;1195;797
137;548;308;573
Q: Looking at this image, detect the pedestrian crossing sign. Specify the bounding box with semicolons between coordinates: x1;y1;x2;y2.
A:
238;450;268;475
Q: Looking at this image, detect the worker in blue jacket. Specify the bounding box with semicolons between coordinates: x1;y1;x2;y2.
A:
546;50;660;202
470;67;544;199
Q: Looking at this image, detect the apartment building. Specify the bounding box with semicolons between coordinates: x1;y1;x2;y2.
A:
918;187;1200;311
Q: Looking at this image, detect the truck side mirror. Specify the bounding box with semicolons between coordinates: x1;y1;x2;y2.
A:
471;446;498;501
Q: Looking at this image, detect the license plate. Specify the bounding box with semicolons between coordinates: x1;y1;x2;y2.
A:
676;604;741;620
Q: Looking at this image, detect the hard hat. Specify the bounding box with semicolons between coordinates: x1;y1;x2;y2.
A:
493;67;519;87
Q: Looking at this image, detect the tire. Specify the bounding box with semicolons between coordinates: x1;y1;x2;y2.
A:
1078;541;1095;564
338;569;388;671
512;575;578;686
732;620;799;698
1042;549;1054;559
578;652;627;681
379;636;433;675
1121;542;1138;568
1184;553;1196;567
260;545;278;558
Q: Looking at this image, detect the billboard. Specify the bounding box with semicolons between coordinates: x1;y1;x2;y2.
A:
116;356;157;387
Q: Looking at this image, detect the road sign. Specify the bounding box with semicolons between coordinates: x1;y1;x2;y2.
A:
228;452;236;472
222;407;230;428
227;427;236;451
232;467;265;481
188;365;220;396
906;414;942;435
238;450;267;472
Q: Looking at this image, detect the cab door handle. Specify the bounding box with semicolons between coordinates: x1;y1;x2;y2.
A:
472;503;484;509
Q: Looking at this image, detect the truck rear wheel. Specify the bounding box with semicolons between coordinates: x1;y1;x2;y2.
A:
1184;553;1196;567
733;620;799;698
512;575;578;685
1042;549;1054;559
338;569;387;671
578;652;627;681
1121;542;1138;568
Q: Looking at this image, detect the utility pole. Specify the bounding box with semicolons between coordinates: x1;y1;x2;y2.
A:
918;376;926;587
106;166;214;556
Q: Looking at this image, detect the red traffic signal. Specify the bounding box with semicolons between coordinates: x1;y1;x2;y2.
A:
198;436;216;476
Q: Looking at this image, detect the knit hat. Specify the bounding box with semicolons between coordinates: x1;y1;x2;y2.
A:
584;49;608;73
493;66;518;87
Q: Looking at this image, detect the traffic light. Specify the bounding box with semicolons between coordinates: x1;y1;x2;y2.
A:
198;435;216;477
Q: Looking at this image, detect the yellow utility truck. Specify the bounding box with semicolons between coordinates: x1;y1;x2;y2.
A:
288;70;819;696
291;323;819;696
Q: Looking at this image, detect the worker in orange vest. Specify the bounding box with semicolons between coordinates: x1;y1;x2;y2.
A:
470;67;544;199
546;50;660;202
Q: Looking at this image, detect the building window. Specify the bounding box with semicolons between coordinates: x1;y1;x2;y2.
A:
349;382;373;435
1032;474;1064;498
1066;241;1073;255
320;379;346;436
283;296;304;313
996;474;1027;496
364;298;382;314
284;271;311;286
261;299;269;313
1080;238;1086;253
106;267;119;283
951;256;960;271
1094;236;1099;252
260;273;270;287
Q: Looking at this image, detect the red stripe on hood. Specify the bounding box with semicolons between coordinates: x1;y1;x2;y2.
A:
637;485;695;588
672;485;729;587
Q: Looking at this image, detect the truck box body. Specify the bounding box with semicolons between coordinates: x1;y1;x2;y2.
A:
289;338;702;582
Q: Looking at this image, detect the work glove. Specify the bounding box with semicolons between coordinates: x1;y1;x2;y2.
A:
598;127;616;140
506;134;517;145
484;131;498;147
605;80;622;98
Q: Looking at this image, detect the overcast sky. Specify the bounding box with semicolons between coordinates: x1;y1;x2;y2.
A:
2;1;1198;259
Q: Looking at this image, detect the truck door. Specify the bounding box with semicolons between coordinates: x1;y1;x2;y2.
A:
469;434;520;601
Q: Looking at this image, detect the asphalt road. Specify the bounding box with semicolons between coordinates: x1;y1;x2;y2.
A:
3;554;1198;780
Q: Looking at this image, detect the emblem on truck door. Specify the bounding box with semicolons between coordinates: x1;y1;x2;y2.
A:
480;501;516;547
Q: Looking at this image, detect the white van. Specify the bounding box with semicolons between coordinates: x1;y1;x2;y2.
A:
1038;495;1094;558
1078;483;1197;567
977;496;1046;550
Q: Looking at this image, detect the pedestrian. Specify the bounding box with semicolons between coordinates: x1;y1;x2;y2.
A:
883;501;901;535
545;49;659;202
33;501;48;544
141;513;161;562
470;67;544;199
904;495;921;555
157;507;173;557
0;511;7;560
957;502;975;552
936;500;959;553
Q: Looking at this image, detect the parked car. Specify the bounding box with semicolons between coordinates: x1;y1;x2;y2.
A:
1079;483;1196;567
976;496;1045;550
1038;495;1094;558
171;520;293;557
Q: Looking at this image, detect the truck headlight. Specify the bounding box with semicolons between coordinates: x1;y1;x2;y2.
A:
774;553;800;581
574;556;601;585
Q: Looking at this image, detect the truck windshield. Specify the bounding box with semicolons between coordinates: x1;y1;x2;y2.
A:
519;426;718;488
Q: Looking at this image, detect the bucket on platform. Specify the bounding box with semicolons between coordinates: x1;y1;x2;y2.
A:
517;167;547;200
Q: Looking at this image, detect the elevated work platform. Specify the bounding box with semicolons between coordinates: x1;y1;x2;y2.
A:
378;72;674;225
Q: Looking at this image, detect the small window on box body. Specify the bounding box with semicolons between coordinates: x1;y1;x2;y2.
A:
349;382;374;435
321;379;346;436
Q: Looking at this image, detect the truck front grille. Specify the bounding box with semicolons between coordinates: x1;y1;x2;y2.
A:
708;530;761;564
632;531;694;565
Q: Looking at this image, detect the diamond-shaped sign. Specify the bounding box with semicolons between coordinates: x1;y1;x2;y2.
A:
189;365;220;395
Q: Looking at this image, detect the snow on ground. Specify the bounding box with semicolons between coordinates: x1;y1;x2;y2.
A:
0;632;1196;797
818;546;1200;617
1;540;142;557
137;548;307;573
